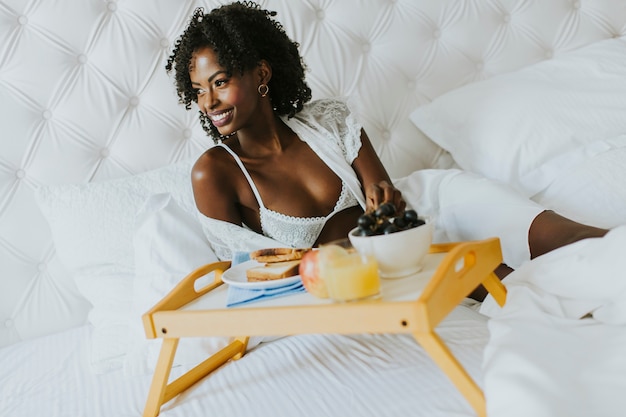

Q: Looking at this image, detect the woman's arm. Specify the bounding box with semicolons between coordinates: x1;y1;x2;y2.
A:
191;149;242;225
351;129;406;213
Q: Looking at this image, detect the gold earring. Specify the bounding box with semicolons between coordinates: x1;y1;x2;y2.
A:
258;84;269;97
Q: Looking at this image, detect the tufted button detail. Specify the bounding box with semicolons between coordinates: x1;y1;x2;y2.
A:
316;9;325;20
38;262;47;271
407;81;415;90
361;42;371;53
545;49;554;59
18;15;28;25
475;61;484;71
160;38;169;48
4;319;13;328
129;96;140;107
382;130;391;140
572;1;581;10
100;148;110;158
503;13;511;23
15;169;25;179
433;29;441;39
107;1;118;12
183;128;193;139
77;54;88;65
42;110;52;120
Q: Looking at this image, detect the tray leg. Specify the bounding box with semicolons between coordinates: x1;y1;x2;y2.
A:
413;331;486;417
231;336;250;360
143;338;179;417
165;338;248;399
143;337;250;417
481;272;507;307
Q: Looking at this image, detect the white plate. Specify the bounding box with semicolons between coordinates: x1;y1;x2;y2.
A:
222;260;302;289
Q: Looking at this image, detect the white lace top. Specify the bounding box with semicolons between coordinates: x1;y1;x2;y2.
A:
197;98;367;260
217;142;359;249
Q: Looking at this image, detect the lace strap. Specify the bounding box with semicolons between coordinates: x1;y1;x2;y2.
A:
216;143;265;209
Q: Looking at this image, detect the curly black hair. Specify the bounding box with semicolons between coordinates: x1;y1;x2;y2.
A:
165;1;312;143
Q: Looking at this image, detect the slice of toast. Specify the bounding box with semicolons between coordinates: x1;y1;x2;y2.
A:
249;247;308;263
246;260;301;282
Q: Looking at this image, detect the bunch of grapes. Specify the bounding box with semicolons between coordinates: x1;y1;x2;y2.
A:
354;202;425;236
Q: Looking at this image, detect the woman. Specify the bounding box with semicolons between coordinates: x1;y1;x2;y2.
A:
166;2;607;299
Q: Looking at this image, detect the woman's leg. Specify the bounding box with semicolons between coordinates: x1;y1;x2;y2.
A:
528;210;609;259
395;169;610;301
470;210;609;301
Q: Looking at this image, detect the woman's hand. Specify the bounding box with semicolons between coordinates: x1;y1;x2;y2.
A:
365;180;406;214
351;128;406;214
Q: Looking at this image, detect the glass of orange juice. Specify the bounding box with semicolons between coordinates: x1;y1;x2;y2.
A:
318;239;381;302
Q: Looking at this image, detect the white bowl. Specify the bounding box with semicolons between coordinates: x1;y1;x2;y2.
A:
348;221;433;279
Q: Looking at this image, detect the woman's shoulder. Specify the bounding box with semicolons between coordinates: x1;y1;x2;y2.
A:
193;145;222;167
192;145;233;182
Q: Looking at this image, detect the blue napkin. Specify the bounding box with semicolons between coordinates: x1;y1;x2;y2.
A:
226;251;306;307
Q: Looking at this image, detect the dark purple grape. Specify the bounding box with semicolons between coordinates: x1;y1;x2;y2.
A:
374;219;392;235
375;202;396;218
357;213;375;229
354;227;376;236
413;218;426;227
355;204;425;236
403;209;419;223
383;224;399;234
392;216;407;229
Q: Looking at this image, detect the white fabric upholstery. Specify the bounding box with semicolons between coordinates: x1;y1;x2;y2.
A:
0;0;624;348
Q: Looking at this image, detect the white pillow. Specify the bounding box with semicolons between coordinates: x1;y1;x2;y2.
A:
35;159;199;373
124;193;270;376
532;139;626;229
410;37;626;198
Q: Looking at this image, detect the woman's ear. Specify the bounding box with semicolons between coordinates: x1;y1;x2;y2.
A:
257;60;272;85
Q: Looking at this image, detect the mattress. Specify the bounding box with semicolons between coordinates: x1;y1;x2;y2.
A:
0;303;487;417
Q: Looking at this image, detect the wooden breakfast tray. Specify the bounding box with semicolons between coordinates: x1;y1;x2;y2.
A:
142;238;507;417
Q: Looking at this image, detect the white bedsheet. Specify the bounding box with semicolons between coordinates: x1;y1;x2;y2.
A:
481;225;626;417
0;304;488;417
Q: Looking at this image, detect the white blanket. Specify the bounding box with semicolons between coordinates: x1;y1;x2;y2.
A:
0;305;489;417
480;225;626;417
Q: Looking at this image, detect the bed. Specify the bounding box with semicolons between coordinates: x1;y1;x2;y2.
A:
2;1;626;416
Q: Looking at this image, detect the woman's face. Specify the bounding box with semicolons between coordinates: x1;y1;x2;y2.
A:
189;46;260;136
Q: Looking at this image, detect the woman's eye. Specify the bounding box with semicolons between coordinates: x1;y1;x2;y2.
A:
215;79;228;87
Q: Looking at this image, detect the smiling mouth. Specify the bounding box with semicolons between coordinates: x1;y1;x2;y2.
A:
209;110;233;124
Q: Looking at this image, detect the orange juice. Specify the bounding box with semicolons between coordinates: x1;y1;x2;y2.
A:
319;247;380;302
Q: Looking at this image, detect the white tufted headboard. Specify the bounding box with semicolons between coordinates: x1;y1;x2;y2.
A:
1;0;624;348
